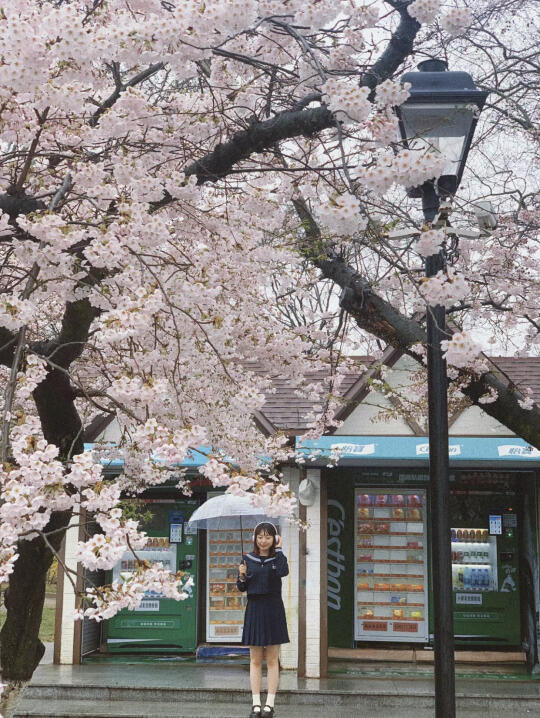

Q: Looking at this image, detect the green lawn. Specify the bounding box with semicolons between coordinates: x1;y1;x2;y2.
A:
0;605;56;643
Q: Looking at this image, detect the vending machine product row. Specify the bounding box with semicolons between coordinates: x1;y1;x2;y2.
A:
355;489;429;642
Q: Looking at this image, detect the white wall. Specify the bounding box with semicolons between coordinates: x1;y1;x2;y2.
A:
336;355;517;438
304;468;322;678
98;417;123;443
336;358;419;435
450;405;515;436
279;467;300;670
335;390;415;435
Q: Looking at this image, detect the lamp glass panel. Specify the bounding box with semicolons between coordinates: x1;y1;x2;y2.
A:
400;102;474;176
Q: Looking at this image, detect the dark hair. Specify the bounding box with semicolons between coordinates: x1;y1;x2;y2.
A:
253;522;277;557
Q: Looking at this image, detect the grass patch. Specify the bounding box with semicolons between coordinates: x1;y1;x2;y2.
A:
0;605;56;643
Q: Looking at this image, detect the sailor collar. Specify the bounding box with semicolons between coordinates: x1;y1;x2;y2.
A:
245;552;276;564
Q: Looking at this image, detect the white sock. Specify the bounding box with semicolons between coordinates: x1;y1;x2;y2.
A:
252;694;261;710
265;693;276;709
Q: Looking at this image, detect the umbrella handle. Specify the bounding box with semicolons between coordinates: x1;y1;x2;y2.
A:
240;514;243;556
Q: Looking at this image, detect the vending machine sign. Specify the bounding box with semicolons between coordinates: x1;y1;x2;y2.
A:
489;514;502;535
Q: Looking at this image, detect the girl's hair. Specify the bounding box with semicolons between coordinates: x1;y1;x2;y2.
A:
253;522;277;557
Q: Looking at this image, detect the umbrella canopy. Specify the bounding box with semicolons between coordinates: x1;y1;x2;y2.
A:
187;494;276;555
187;493;268;530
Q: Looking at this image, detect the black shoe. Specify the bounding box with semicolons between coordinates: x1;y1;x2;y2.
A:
249;707;261;718
262;707;274;718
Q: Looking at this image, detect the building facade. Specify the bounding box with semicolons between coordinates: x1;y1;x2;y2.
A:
54;356;540;676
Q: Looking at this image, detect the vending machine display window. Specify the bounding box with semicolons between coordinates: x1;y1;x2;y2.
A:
112;537;177;610
206;528;251;642
451;528;498;593
355;490;429;642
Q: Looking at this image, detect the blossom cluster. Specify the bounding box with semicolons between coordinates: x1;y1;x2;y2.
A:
375;80;411;109
362;111;397;146
518;387;535;411
408;0;440;24
76;567;194;622
356;150;446;194
416;228;445;258
418;268;469;308
0;417;95;581
0;295;37;332
440;7;473;36
440;331;482;369
76;508;147;571
318;193;366;236
128;419;207;466
16;354;48;400
322;78;371;125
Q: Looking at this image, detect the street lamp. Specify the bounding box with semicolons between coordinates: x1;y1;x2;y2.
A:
396;58;488;219
395;60;487;718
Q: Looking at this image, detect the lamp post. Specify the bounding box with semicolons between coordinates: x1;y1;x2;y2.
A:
395;59;487;718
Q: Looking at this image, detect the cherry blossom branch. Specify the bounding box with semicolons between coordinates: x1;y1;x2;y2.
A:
12;107;50;193
89;62;165;127
1;174;72;462
293;198;540;448
30;529;80;595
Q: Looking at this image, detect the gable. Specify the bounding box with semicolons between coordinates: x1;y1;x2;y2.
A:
335;390;416;436
449;405;515;436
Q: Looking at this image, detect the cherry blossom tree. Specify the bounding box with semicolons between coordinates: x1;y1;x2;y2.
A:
0;0;538;687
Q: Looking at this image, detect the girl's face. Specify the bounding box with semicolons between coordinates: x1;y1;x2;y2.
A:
256;529;274;553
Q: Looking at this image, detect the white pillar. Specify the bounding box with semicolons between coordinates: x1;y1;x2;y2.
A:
58;516;79;664
279;467;300;670
304;468;322;678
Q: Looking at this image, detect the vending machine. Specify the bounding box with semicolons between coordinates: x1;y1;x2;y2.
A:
206;517;282;642
107;499;199;653
206;526;252;642
355;489;429;642
448;492;521;645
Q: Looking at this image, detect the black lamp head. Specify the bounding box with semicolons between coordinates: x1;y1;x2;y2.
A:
396;59;488;198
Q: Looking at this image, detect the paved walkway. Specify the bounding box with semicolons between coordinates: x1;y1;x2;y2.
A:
11;661;540;717
12;698;538;717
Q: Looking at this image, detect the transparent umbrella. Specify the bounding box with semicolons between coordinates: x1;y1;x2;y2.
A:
186;494;273;554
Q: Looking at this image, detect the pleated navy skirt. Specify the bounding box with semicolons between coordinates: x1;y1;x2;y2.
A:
241;593;290;646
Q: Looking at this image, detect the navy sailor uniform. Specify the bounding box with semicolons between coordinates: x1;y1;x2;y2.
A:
237;548;290;646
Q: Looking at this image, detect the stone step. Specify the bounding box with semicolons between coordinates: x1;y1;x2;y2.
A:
10;698;538;718
15;683;540;714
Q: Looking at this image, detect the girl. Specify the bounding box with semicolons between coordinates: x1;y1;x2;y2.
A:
237;522;289;718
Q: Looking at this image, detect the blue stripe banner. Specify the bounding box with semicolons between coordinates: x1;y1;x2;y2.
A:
295;435;540;464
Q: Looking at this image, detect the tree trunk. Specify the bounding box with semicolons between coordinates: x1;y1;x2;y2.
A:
1;368;81;680
0;301;96;682
1;510;71;681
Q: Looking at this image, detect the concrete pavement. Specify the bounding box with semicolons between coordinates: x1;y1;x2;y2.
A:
10;662;540;717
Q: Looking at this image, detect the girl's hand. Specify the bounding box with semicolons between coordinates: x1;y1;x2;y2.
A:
275;535;282;549
238;560;247;577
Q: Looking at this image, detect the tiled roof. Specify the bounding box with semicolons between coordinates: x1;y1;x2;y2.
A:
82;354;540;438
259;367;370;433
487;356;540;398
249;355;378;434
257;356;540;433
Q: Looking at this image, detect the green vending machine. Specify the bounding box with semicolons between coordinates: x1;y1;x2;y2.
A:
439;492;521;646
107;499;199;653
